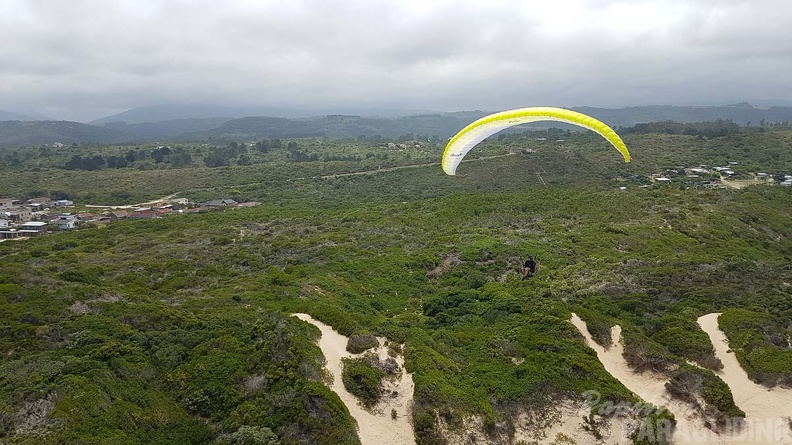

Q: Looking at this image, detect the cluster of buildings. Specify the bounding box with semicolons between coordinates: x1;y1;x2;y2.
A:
1;198;75;239
642;163;792;189
0;197;261;240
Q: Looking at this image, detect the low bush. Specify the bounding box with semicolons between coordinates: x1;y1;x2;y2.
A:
346;334;379;354
341;355;386;408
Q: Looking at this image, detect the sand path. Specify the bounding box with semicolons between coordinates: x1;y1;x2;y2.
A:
292;313;416;445
698;313;792;443
571;313;792;444
570;314;702;444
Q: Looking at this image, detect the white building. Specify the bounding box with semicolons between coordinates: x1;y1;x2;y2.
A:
21;221;48;232
55;214;78;229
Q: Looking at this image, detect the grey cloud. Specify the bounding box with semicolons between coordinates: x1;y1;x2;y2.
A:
1;0;791;121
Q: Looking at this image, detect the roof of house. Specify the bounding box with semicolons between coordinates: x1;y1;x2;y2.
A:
129;209;157;218
204;199;238;206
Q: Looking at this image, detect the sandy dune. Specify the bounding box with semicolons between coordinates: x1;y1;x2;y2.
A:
570;314;700;444
571;313;792;444
292;313;416;445
698;313;792;444
290;312;792;444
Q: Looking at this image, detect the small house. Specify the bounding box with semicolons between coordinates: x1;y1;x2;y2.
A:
39;212;63;222
8;208;32;224
108;210;128;221
128;209;157;219
154;207;174;216
20;221;48;232
55;214;78;230
54;200;74;207
27;197;54;206
0;230;20;239
203;199;238;207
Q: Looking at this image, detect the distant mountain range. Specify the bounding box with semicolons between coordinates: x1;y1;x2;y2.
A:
89;104;437;125
0;121;132;148
1;103;792;148
577;103;792;128
0;109;52;121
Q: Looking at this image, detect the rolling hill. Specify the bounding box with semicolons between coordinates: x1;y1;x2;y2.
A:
2;103;792;149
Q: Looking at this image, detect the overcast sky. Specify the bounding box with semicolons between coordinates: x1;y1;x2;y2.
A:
2;0;792;121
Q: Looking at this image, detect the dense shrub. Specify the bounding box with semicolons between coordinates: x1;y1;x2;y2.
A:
232;425;281;445
573;307;614;348
1;131;791;444
653;327;722;371
622;329;679;372
346;334;379;354
719;309;792;387
341;355;386;408
666;366;744;423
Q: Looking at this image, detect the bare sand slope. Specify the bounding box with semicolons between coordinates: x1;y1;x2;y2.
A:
698;313;792;443
569;314;705;444
572;313;792;444
292;313;416;445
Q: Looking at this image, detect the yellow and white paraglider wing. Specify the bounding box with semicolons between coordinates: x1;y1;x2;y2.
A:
441;107;630;175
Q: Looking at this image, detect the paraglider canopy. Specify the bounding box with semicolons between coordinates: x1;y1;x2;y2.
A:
441;107;630;175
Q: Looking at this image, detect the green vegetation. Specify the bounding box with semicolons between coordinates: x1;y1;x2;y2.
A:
346;335;379;354
341;356;387;408
1;128;791;443
665;365;745;424
718;309;792;387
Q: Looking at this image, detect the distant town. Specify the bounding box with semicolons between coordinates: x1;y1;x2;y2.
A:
2;159;790;241
0;197;261;240
624;162;792;190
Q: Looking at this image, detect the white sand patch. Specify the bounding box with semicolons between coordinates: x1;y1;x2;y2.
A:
512;402;638;445
292;313;416;445
698;313;792;444
437;401;637;445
